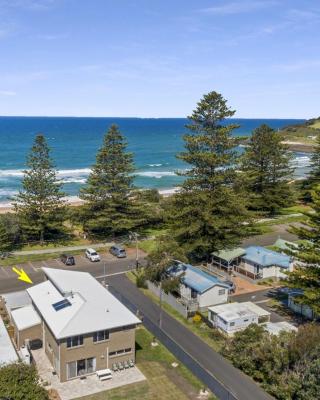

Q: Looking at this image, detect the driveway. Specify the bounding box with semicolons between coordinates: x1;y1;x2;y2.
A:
232;288;293;323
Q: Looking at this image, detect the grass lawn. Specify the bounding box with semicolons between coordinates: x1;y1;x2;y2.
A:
18;238;91;252
75;327;216;400
127;271;225;352
0;249;85;266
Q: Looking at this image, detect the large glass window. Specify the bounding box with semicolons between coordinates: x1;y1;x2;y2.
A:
93;330;109;342
66;335;83;348
67;358;96;380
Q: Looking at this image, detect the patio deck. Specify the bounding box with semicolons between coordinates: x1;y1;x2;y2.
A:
31;348;146;400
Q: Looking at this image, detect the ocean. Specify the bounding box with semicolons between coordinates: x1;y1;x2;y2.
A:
0;117;310;204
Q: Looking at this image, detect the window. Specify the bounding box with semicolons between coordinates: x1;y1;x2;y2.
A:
109;348;132;357
229;322;235;326
66;335;83;348
218;289;226;296
93;330;109;342
244;319;249;322
67;358;96;379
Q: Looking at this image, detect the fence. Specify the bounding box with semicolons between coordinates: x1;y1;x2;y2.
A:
147;281;198;318
108;283;239;400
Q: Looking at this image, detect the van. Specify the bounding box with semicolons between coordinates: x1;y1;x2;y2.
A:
85;248;101;262
109;245;126;258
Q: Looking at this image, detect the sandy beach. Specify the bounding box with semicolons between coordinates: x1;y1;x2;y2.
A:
0;188;181;214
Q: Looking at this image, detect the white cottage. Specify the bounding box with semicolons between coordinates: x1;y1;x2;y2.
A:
208;302;270;336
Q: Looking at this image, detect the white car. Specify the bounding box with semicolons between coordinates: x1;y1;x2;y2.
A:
85;248;101;262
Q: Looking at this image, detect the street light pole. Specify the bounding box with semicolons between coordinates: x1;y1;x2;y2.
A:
129;231;139;269
159;277;163;329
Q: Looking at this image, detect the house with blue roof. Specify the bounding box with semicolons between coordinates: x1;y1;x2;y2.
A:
235;246;294;280
167;262;229;310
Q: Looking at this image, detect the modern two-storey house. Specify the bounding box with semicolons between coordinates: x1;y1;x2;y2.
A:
11;268;140;382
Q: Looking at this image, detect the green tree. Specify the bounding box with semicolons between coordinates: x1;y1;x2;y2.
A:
240;124;294;215
287;187;320;315
0;217;14;253
168;91;249;260
0;362;49;400
13;134;66;243
80;124;147;238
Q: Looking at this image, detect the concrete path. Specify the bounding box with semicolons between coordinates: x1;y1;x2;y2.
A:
108;274;274;400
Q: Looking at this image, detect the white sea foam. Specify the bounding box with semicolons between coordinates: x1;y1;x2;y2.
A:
136;171;177;179
291;155;311;168
0;188;18;196
147;163;163;167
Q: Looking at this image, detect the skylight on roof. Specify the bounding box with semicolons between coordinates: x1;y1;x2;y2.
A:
52;299;71;311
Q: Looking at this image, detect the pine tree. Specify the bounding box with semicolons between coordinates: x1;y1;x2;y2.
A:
0;218;13;253
240;124;294;216
287;186;320;315
168;91;249;260
301;133;320;202
13;134;66;243
80;124;147;238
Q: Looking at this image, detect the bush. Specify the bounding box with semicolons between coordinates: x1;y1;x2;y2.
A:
192;314;202;324
0;362;49;400
136;271;147;288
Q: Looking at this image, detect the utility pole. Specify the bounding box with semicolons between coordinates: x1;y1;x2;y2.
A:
129;231;139;269
159;277;163;330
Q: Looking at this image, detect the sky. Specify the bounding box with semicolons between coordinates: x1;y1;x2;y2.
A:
0;0;319;118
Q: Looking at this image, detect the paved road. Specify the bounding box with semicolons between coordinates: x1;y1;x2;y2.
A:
241;223;300;247
108;274;273;400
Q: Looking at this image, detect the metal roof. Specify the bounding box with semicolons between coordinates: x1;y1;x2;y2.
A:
168;263;229;294
0;317;18;365
208;302;270;322
27;268;140;339
243;246;291;268
212;248;246;262
11;305;41;331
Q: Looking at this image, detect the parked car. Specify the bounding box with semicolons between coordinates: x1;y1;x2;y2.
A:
224;280;236;294
60;254;75;265
109;245;127;258
85;248;101;262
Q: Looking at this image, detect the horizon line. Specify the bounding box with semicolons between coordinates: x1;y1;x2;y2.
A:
0;115;308;120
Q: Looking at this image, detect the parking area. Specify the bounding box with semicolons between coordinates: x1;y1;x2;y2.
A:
0;247;147;294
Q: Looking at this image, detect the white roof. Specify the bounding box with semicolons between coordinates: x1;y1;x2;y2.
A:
208;302;270;322
0;317;18;365
264;321;297;336
27;268;140;339
11;305;41;330
2;290;31;313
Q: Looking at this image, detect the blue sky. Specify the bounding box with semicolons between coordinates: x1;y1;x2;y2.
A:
0;0;319;118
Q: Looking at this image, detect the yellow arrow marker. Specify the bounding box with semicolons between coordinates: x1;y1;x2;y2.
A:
12;267;33;284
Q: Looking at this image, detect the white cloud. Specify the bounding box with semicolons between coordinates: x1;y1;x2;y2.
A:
200;1;277;15
0;90;16;96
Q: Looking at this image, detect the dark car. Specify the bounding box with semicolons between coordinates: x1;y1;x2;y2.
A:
109;245;127;258
60;254;75;265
